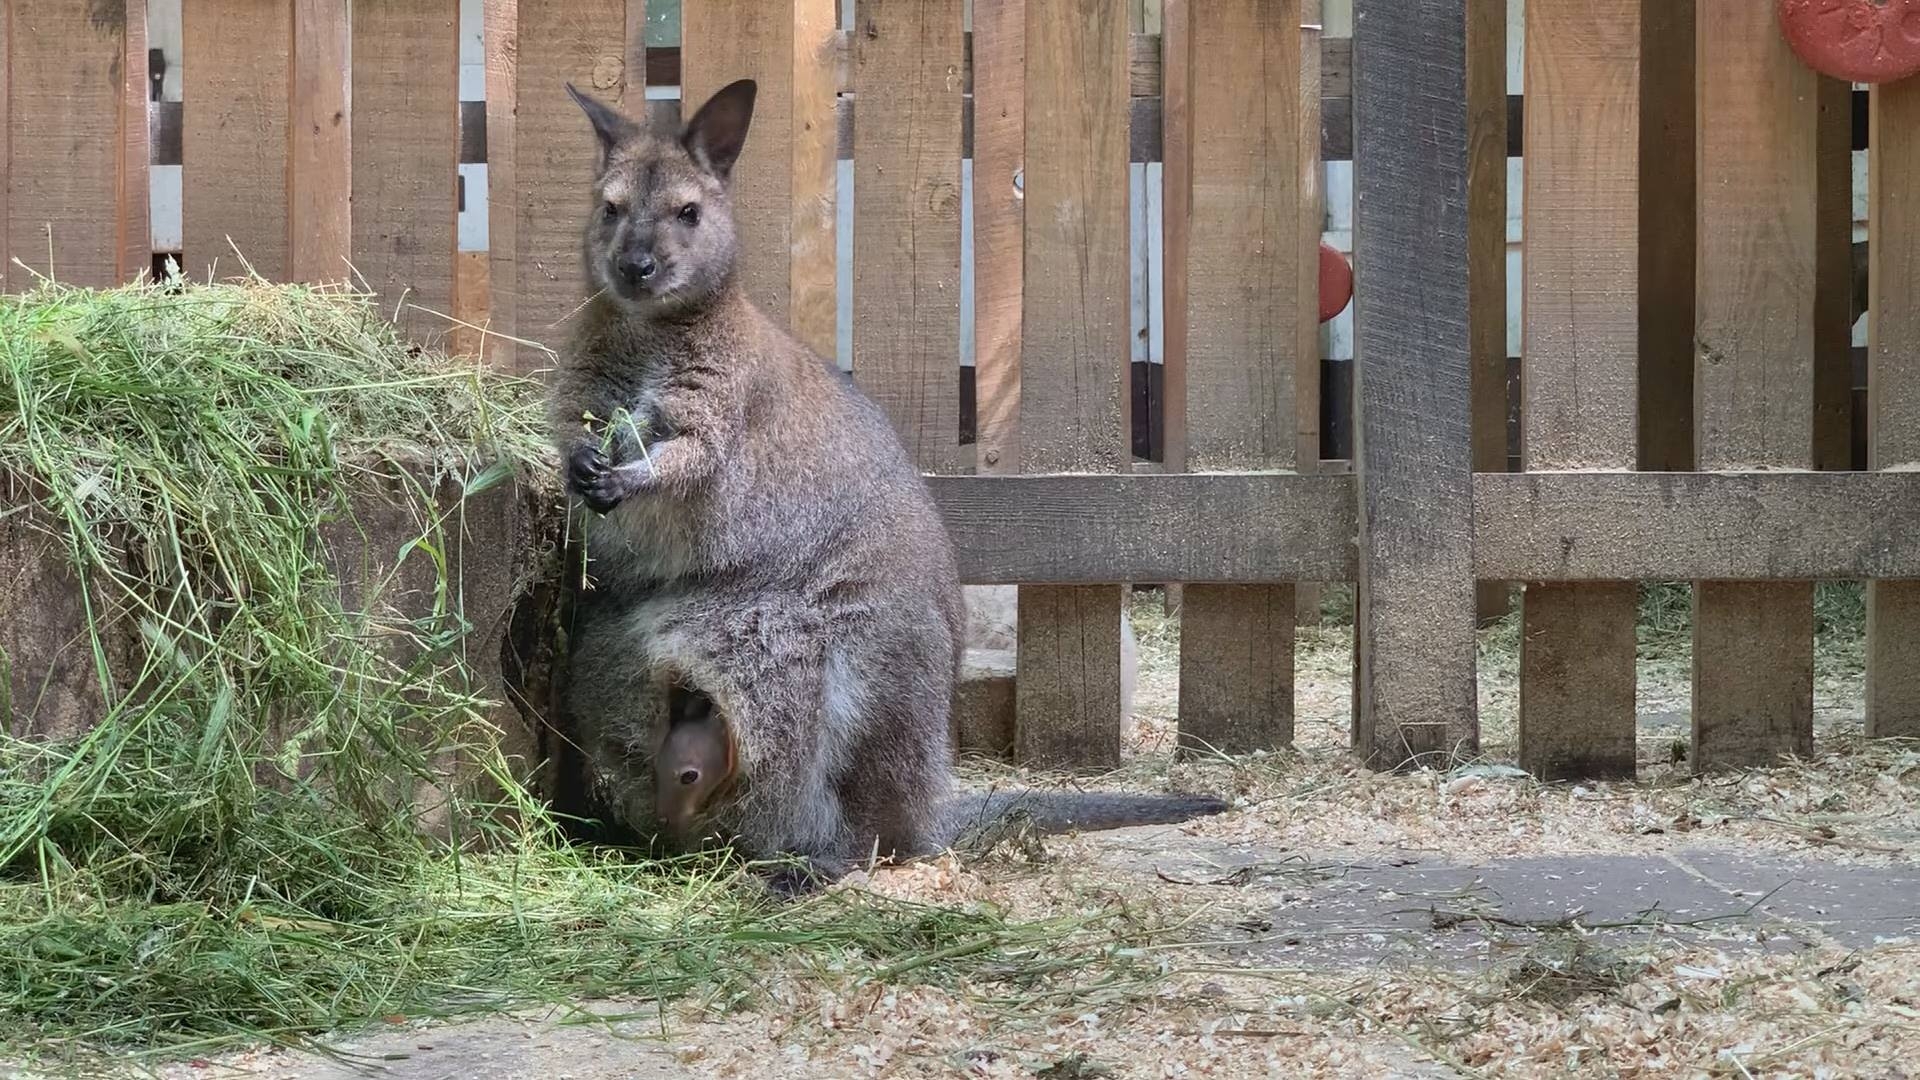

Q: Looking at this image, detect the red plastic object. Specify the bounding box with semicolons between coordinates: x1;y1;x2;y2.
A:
1779;0;1920;85
1319;241;1353;323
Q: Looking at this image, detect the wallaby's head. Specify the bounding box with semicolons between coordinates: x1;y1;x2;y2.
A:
565;79;757;316
654;703;738;837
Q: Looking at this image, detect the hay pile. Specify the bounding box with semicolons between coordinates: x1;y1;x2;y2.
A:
0;279;1134;1067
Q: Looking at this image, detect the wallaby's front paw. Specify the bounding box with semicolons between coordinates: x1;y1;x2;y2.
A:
566;443;638;515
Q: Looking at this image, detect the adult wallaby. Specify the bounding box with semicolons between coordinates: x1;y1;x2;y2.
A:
552;80;1226;896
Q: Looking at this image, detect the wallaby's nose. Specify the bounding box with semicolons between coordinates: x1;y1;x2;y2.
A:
618;253;657;285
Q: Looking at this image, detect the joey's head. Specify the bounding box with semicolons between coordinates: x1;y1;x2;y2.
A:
654;707;738;838
565;79;758;316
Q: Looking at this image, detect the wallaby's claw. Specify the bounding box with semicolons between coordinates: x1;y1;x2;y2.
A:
567;442;627;515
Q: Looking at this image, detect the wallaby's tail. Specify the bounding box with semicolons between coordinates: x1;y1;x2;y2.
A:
934;787;1228;850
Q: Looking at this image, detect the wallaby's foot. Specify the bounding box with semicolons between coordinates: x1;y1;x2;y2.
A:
758;855;849;901
566;441;650;515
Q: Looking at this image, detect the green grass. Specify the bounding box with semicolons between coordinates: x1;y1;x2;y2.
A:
0;276;1147;1066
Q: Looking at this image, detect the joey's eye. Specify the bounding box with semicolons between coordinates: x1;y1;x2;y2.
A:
678;203;701;226
603;201;621;220
678;769;701;786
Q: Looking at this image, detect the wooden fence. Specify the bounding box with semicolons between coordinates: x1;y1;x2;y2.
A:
2;0;1914;778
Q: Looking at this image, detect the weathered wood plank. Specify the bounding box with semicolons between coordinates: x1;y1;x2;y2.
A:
1637;0;1694;472
683;0;793;320
851;0;964;473
1815;76;1853;473
483;0;519;369
184;0;292;281
1016;0;1132;769
1468;0;1508;624
512;1;625;353
1517;0;1641;782
925;471;1920;586
291;0;351;283
1349;0;1478;768
1176;0;1304;753
352;0;460;343
1867;79;1920;740
971;0;1024;474
791;0;838;358
1692;0;1817;771
0;2;9;287
1475;471;1920;581
119;2;150;282
7;0;129;288
1294;3;1324;627
1158;0;1190;475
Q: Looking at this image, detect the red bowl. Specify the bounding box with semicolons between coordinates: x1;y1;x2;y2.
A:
1319;241;1353;324
1779;0;1920;85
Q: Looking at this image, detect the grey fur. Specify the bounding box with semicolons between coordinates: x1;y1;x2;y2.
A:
551;83;1224;896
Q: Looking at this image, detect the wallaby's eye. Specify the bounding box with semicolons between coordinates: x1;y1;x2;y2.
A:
678;769;701;786
678;203;701;226
603;201;622;220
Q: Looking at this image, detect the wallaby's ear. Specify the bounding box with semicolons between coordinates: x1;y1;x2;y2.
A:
566;82;638;171
682;79;756;182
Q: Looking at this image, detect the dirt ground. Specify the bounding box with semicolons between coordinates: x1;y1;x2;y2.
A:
63;592;1920;1078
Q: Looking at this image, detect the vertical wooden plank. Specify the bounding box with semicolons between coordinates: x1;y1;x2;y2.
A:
1175;0;1303;754
8;0;128;287
1691;0;1816;770
1349;0;1478;769
1017;0;1128;769
483;0;519;369
1638;0;1694;472
185;0;292;281
1867;79;1920;740
1467;0;1509;623
1295;2;1324;627
1518;0;1641;781
1812;76;1852;473
292;0;351;283
792;0;838;358
512;1;626;351
1158;0;1189;616
119;1;151;283
852;0;964;473
683;1;794;322
1158;0;1189;478
352;0;459;342
973;0;1025;475
0;2;9;289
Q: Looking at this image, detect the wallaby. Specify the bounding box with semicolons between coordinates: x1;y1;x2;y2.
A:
551;79;1226;897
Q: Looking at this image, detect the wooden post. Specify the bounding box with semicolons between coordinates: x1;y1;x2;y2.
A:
1517;0;1641;781
1174;0;1307;754
1467;0;1509;624
1349;0;1478;770
684;1;795;322
1867;78;1920;740
511;0;627;354
1638;0;1694;473
851;0;964;474
8;0;140;288
183;0;293;281
292;0;351;284
1691;0;1816;770
1017;0;1129;769
351;0;460;343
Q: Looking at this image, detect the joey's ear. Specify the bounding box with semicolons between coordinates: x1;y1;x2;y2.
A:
566;82;639;171
682;79;756;182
